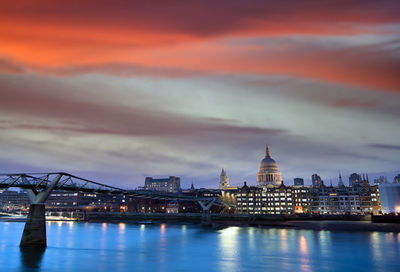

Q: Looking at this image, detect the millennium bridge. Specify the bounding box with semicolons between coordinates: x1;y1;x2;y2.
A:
0;172;222;247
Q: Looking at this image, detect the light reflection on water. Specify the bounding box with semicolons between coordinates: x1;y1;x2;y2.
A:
218;227;240;272
318;230;331;258
0;222;399;272
299;234;311;272
280;229;288;253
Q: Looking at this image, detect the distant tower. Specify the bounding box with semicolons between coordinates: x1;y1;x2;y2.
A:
219;168;230;188
293;178;304;187
394;174;400;184
338;172;344;187
312;174;323;187
349;173;361;187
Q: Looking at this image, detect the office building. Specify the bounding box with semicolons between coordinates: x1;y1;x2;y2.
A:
144;176;181;193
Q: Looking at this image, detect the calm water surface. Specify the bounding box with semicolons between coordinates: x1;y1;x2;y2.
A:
0;221;399;272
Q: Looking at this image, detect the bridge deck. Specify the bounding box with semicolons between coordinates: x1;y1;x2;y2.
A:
0;172;221;202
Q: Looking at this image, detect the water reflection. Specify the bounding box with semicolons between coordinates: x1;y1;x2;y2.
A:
0;222;398;272
299;234;311;272
159;224;167;264
385;232;394;243
299;235;308;255
248;227;255;250
370;232;382;262
318;230;331;257
160;223;166;235
117;223;126;250
20;247;45;271
138;224;147;263
280;229;288;253
118;222;126;233
68;222;74;230
218;227;240;271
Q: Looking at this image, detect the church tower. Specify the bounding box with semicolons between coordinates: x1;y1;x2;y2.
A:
338;172;345;187
219;168;230;188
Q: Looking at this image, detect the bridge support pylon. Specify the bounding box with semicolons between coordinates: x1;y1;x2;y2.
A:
198;198;216;227
20;174;62;248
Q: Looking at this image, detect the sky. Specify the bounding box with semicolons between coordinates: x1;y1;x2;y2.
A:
0;0;400;189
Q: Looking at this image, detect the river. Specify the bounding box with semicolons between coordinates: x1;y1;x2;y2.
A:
0;221;399;271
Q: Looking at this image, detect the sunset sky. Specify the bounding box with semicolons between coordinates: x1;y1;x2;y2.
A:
1;1;399;188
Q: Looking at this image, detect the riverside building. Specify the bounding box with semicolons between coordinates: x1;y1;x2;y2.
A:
235;181;295;215
233;145;382;215
144;176;181;193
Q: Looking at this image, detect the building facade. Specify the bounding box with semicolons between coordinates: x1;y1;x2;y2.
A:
235;182;294;215
144;176;181;193
0;190;29;211
46;191;124;212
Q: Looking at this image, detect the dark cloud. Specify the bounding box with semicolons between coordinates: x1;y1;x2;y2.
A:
0;75;285;139
2;1;400;37
368;144;400;151
0;58;25;73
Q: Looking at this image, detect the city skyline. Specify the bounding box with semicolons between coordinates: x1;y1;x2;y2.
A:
1;1;400;188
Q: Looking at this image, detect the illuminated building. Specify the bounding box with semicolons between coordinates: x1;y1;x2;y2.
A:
235;182;263;214
309;185;361;214
46;191;123;212
144;176;181;193
235;182;294;215
308;177;380;215
256;145;282;187
166;201;179;213
262;184;293;214
0;190;29;211
292;186;309;213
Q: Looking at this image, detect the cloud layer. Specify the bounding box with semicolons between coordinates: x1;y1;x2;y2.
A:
0;1;399;187
1;1;400;91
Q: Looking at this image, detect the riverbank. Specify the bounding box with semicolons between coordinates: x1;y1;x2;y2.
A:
236;220;400;232
84;212;400;232
3;212;400;232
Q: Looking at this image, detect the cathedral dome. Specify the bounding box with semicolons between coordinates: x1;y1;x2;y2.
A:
259;157;279;172
258;147;279;172
257;145;282;187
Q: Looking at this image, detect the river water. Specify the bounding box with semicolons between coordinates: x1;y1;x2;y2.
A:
0;221;399;272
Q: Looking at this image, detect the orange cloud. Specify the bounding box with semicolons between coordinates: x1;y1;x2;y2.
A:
0;0;399;91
